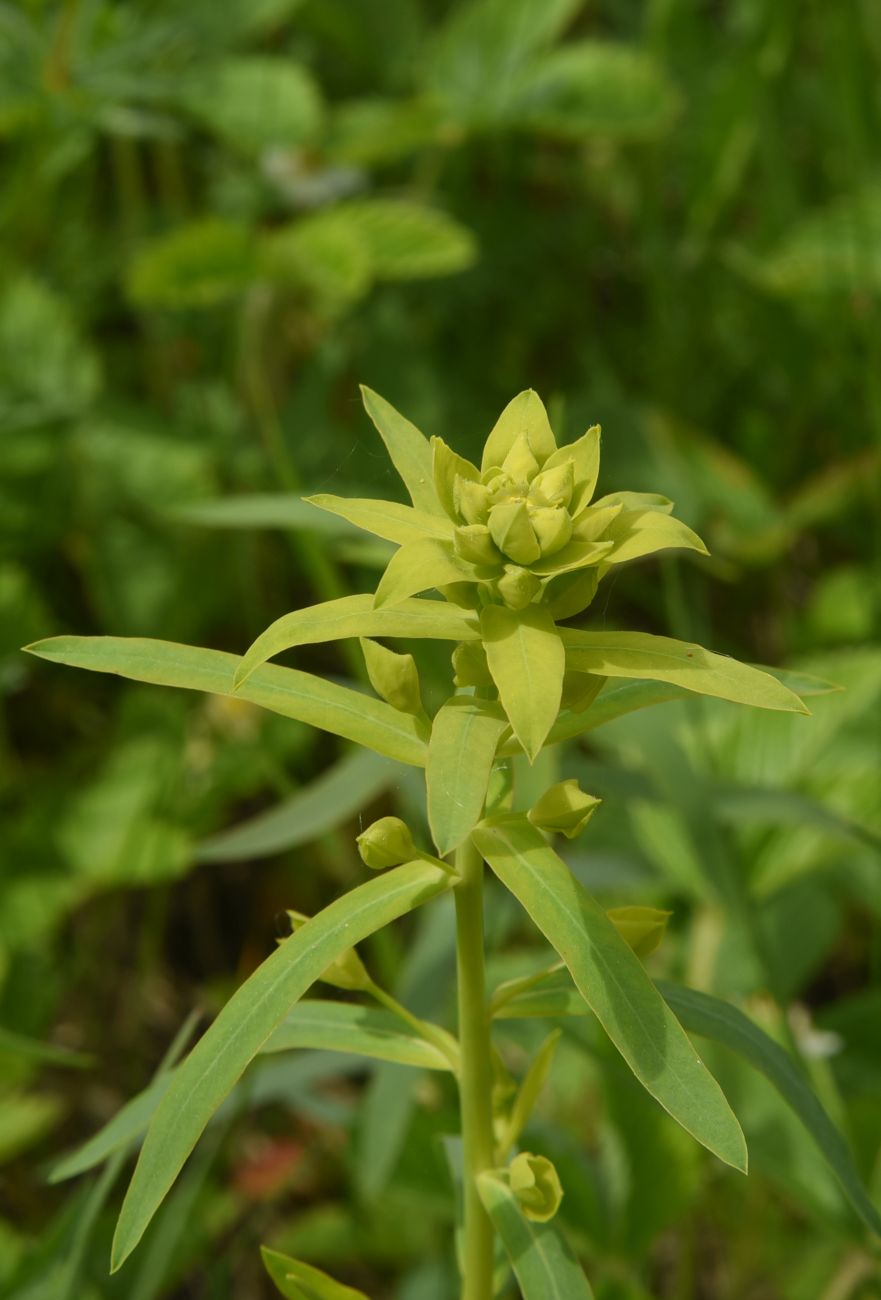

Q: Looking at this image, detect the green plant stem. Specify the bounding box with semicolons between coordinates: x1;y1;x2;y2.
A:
454;836;495;1300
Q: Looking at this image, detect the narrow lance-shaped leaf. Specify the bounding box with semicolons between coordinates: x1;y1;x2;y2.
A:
26;637;428;768
197;750;397;864
477;1172;595;1300
481;604;565;761
261;1245;370;1300
111;860;452;1270
374;538;478;608
360;385;444;515
427;697;508;855
304;494;453;545
473;816;748;1172
561;629;809;714
235;594;479;687
659;982;881;1239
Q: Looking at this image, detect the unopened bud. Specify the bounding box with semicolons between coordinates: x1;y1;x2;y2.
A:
361;638;422;715
607;905;671;958
453;524;499;567
282;911;371;991
528;779;601;839
488;501;541;566
452;641;493;687
509;1152;563;1223
496;566;541;610
356;816;417;870
530;461;574;509
454;476;492;525
501;434;541;483
530;505;573;556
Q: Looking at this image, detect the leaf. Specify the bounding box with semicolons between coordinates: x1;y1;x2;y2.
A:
430;0;584;127
481;389;557;472
304;494;453;545
544;425;601;512
111;860;452;1269
327;97;446;166
477;1171;595;1300
755;186;881;296
492;967;587;1020
427;697;508;855
560;630;809;714
603;510;709;565
260;213;372;309
359;386;443;515
261;1246;370;1300
659;982;881;1238
180;57;322;153
0;1026;93;1070
127;220;257;309
481;605;565;761
235;594;479;686
26;637;428;768
167;494;365;534
498;1028;562;1155
510;41;679;141
196;749;397;863
338;200;477;281
262;1001;452;1071
473;817;747;1171
374;538;477;608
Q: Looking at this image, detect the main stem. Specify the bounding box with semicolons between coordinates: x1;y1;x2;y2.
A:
454;837;495;1300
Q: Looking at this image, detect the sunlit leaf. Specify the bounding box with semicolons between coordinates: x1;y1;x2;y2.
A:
481;389;557;471
481;605;564;760
235;594;478;686
427;697;508;854
561;630;808;714
262;1245;370;1299
477;1171;595;1299
180;57;322;152
473;816;747;1171
374;539;477;608
340;201;477;281
127;220;257;309
603;509;709;565
26;637;429;767
359;386;443;515
305;494;453;545
111;860;452;1268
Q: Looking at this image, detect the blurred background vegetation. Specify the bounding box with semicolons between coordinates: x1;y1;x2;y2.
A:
2;0;881;1296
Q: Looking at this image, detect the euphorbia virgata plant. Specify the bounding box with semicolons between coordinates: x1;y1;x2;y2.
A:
27;388;881;1298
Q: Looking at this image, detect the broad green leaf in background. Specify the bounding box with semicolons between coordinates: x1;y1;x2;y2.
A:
374;539;477;608
752;186;881;296
338;200;478;281
660;982;881;1238
260;211;372;309
510;41;679;141
179;57;323;152
561;630;808;714
304;494;453;545
235;594;479;686
473;816;748;1171
326;97;445;166
359;386;443;515
481;604;565;760
26;637;428;768
127;220;257;309
261;1245;369;1300
427;697;508;855
111;860;453;1269
430;0;584;128
196;749;397;863
477;1171;595;1300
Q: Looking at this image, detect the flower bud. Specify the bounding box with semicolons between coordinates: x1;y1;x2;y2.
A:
530;505;573;557
453;524;499;567
488;501;541;566
509;1152;563;1223
501;434;541;483
528;779;601;839
361;639;422;715
496;565;541;610
529;461;574;509
607;905;671;958
454;476;492;525
356;816;417;870
282;911;371;991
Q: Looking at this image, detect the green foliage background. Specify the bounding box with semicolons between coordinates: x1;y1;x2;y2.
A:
2;1;880;1296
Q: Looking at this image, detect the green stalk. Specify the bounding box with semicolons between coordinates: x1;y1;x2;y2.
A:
454;836;495;1300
